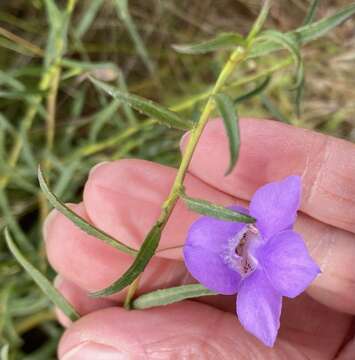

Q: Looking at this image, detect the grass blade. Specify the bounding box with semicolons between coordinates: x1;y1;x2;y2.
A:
132;284;216;309
114;0;155;74
38;166;137;256
303;0;321;25
89;77;193;130
214;93;240;175
90;222;163;297
4;228;79;322
172;32;245;54
181;193;256;223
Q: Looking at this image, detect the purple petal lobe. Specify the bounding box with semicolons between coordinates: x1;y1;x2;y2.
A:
250;176;301;240
261;230;320;298
183;207;247;295
236;270;282;347
184;246;241;294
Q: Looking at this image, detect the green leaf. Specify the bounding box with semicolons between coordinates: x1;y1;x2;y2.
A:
303;0;321;25
260;94;290;123
214;93;240;175
132;284;216;310
249;3;355;58
4;228;79;322
75;0;104;39
90;222;163;297
234;76;271;103
181;193;256;223
38;166;137;256
255;30;304;116
247;0;272;42
172;32;245;54
89;77;193;131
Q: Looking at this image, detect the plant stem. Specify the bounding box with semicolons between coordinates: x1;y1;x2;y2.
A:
124;46;247;305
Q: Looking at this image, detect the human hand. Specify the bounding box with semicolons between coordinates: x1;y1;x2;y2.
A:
44;118;355;359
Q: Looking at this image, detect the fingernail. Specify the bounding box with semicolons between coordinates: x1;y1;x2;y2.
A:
61;341;123;360
42;208;58;240
89;161;109;177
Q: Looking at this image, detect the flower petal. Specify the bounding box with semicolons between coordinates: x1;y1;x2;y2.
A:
184;206;248;254
249;176;301;240
261;230;320;298
183;207;247;295
236;270;282;347
184;246;241;294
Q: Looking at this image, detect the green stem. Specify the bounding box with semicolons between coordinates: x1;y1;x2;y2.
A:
124;46;247;305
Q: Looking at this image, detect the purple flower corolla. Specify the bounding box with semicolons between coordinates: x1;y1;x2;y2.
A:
183;176;320;347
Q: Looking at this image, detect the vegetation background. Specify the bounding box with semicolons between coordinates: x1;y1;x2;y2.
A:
0;0;354;358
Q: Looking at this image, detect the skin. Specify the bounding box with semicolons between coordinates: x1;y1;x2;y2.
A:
43;118;355;359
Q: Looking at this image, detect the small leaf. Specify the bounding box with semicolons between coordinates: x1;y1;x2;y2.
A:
234;76;271;103
249;3;355;58
172;32;245;54
303;0;321;26
38;166;137;256
181;194;256;223
132;284;216;310
260;94;290;123
89;77;192;131
214;93;240;175
255;30;304;116
247;0;272;42
4;228;79;322
90;222;163;297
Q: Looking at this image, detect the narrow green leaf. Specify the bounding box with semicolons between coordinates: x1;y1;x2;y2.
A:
132;284;217;310
214;93;240;175
303;0;321;25
181;193;256;223
89;77;193;131
75;0;104;39
234;76;271;103
172;32;245;54
247;0;272;42
260;94;290;123
255;30;304;115
295;3;355;43
4;228;79;322
249;3;355;58
90;222;163;297
38;166;137;256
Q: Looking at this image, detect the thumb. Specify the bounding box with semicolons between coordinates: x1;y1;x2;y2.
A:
58;302;273;359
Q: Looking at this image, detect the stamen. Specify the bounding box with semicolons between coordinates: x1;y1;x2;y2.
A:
222;225;260;278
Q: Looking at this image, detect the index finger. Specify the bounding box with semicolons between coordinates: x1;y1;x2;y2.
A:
181;118;355;233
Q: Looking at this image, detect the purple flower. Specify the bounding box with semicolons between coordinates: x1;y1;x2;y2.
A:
183;176;320;347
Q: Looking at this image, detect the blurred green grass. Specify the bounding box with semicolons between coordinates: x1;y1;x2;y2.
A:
0;0;354;358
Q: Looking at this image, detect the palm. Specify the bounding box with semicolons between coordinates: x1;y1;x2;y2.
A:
45;119;355;359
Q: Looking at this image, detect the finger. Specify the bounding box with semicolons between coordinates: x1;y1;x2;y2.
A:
58;296;350;360
81;159;355;313
54;276;116;327
44;203;191;302
181;118;355;233
83;159;236;259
